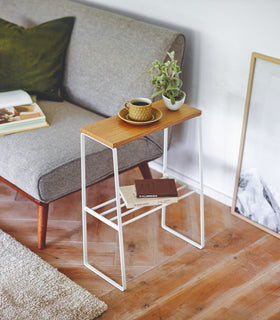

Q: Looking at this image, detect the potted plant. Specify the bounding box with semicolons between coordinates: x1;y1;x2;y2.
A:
146;51;186;110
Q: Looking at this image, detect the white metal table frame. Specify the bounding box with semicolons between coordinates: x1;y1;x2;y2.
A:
80;116;204;291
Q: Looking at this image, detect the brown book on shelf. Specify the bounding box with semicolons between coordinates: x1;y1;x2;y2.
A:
120;185;178;208
135;179;178;198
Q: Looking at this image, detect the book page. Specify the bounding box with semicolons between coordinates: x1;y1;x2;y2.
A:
0;104;44;126
0;90;33;109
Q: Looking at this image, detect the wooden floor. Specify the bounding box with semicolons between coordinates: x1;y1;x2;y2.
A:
1;168;280;320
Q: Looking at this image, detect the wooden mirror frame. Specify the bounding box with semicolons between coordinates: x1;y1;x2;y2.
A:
232;52;280;238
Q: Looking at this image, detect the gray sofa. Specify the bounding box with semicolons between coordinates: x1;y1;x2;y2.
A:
0;0;185;248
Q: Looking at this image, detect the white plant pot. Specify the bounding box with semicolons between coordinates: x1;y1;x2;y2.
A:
162;92;186;111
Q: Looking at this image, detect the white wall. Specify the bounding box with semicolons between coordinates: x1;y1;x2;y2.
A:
78;0;280;205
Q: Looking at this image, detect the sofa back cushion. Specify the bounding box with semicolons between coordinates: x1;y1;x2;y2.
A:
0;0;184;117
0;16;75;101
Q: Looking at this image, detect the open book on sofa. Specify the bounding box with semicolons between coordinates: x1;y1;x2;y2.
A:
0;90;48;135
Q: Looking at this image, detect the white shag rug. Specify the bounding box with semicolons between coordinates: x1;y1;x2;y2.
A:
0;229;107;320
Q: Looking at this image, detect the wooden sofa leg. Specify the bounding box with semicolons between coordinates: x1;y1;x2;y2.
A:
138;162;153;179
37;203;49;249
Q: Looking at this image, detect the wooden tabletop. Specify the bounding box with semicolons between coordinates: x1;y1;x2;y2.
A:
81;100;201;148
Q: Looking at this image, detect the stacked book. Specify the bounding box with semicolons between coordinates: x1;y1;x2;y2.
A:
120;179;178;208
0;90;48;135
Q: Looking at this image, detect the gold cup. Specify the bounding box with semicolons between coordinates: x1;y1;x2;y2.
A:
124;98;152;121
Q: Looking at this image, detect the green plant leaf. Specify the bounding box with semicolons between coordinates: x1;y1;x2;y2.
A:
146;50;183;101
151;88;164;99
170;94;175;104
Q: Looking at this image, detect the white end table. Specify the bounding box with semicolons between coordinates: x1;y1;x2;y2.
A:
80;100;204;291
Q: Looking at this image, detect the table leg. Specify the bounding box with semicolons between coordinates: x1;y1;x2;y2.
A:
198;115;205;248
80;134;126;291
81;133;88;265
161;116;205;249
112;148;127;291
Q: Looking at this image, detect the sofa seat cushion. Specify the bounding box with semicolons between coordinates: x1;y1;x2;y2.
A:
0;101;163;202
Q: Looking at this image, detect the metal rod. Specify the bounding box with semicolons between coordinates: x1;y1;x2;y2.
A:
162;128;168;226
91;198;117;211
163;128;169;176
99;202;126;216
178;190;195;200
84;262;125;291
112;148;127;290
86;207;119;231
159;116;205;249
80;133;88;265
122;205;166;226
198;116;205;248
110;206;139;222
161;225;203;249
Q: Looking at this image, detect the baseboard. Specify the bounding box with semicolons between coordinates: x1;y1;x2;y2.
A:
149;161;233;207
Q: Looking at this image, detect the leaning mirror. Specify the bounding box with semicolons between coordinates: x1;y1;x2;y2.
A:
232;52;280;237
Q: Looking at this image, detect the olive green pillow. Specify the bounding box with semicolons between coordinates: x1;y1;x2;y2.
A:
0;17;75;101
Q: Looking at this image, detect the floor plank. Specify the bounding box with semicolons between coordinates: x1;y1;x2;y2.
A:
1;168;279;319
